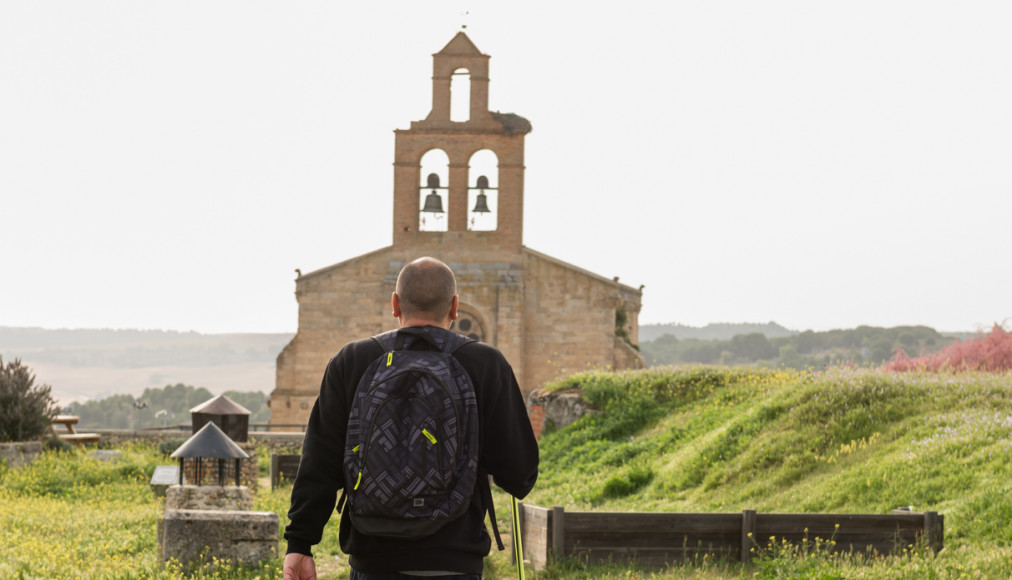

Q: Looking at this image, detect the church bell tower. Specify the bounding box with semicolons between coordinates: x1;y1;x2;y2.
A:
392;32;532;255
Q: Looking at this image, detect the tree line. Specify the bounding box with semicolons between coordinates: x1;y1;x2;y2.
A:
66;383;271;430
640;325;953;368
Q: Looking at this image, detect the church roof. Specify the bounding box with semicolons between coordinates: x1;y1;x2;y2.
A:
437;31;483;56
297;245;394;282
521;247;642;295
296;246;641;297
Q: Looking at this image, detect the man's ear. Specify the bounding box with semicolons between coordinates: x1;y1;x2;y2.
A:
391;292;402;318
448;295;459;321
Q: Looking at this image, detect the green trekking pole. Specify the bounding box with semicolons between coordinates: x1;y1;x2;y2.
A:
510;495;526;580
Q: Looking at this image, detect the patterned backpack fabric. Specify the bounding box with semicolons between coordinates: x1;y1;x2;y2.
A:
341;326;480;539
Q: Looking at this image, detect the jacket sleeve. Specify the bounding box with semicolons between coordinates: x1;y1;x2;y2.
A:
476;349;539;499
283;349;351;556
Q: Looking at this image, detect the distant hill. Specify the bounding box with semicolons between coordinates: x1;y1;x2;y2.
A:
0;327;292;367
0;326;293;406
639;322;796;342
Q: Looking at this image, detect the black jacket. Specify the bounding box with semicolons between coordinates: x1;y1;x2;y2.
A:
284;326;540;574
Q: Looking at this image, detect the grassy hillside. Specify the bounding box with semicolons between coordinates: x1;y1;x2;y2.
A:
3;366;1011;578
523;366;1012;577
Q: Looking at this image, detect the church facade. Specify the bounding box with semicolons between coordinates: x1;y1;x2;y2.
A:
268;33;644;427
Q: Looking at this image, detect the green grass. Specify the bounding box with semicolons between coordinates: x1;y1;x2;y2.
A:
526;366;1012;577
3;367;1012;578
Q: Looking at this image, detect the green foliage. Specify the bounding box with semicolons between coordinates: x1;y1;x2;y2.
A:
6;367;1012;579
68;384;270;429
158;437;188;457
0;443;287;579
42;435;74;453
641;325;953;368
532;366;1012;557
0;357;59;442
599;462;654;500
639;322;796;342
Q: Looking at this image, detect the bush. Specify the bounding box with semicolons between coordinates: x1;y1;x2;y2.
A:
0;357;59;442
159;437;188;457
42;435;73;453
884;324;1012;372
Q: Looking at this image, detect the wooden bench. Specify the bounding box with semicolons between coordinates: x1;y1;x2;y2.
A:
50;415;101;448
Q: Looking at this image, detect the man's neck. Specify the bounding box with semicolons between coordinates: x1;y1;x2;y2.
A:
399;317;451;330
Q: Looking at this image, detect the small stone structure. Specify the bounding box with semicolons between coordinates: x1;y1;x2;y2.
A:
150;465;179;497
171;422;250;487
158;510;278;566
164;484;254;511
526;388;591;439
191;394;251;442
159;421;279;567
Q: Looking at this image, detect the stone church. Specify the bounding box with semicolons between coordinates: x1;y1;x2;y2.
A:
268;32;645;427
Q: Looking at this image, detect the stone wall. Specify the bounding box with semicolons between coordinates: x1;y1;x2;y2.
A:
158;509;278;566
93;429;304;454
164;485;254;511
269;247;644;427
0;441;42;468
526;387;591;439
523;250;645;391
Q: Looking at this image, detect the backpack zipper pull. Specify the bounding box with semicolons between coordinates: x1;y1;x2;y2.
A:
386;352;393;367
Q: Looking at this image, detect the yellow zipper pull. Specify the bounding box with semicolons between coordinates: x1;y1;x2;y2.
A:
422;429;437;444
386;352;393;367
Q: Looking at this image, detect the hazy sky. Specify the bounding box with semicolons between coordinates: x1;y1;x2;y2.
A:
2;1;1009;335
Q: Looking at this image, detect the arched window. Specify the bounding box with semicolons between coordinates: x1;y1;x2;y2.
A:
450;68;471;123
467;149;498;231
419;149;449;232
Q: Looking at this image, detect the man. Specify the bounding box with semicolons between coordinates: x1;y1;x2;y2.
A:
284;257;540;580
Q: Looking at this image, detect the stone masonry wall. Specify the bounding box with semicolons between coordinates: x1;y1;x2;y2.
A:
158;509;278;566
164;485;254;511
522;251;631;392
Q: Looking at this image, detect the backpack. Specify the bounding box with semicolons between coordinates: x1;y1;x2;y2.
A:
339;326;482;539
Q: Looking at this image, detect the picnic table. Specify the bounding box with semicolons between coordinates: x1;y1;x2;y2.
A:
50;415;100;448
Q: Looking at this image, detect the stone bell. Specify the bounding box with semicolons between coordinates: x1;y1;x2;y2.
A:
472;175;491;213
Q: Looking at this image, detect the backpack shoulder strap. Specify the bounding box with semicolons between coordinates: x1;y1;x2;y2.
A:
371;330;399;352
390;326;474;354
479;468;505;551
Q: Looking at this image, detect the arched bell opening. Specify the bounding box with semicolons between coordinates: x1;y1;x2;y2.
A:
418;149;449;232
450;68;471;123
467;149;498;231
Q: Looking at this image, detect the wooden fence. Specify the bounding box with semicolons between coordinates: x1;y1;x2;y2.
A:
270;453;302;489
516;504;943;569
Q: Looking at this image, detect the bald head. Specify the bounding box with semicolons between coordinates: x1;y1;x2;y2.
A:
394;257;457;324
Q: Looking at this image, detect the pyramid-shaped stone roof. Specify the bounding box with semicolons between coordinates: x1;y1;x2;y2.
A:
170;422;250;459
190;394;250;415
437;31;482;55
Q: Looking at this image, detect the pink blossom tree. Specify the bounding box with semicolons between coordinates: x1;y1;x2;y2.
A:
884;324;1012;372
